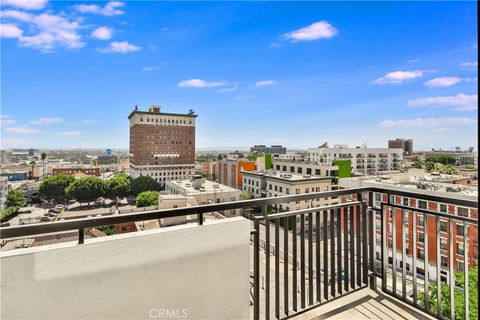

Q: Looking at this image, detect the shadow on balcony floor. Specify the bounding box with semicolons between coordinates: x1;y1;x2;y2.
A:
291;288;435;320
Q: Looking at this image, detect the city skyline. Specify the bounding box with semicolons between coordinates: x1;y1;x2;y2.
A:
1;1;478;150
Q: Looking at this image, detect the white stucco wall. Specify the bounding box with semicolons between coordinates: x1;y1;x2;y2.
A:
1;217;251;320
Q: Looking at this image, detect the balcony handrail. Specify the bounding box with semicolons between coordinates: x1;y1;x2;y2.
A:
0;186;476;240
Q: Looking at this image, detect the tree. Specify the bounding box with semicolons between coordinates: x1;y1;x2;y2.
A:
105;173;131;198
411;161;422;169
29;161;36;179
135;191;159;207
40;152;47;179
418;262;478;320
425;161;435;172
65;176;105;203
131;176;160;196
441;164;457;175
6;191;26;208
39;174;75;201
240;191;253;200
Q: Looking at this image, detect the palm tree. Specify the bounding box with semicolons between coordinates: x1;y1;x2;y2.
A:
29;161;36;179
40;152;47;179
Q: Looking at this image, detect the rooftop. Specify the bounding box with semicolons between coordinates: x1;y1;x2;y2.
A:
242;170;333;182
166;178;239;194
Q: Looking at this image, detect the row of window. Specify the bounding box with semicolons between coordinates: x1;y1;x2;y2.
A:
140;118;192;124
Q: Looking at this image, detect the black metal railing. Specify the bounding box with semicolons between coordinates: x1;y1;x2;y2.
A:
0;186;477;320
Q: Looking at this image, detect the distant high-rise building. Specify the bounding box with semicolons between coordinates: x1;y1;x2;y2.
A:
388;138;413;156
128;105;197;188
250;145;286;154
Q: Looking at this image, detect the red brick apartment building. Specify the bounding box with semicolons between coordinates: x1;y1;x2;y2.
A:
340;191;477;279
128;105;197;188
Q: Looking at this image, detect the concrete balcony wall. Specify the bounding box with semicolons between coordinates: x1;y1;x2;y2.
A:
1;217;251;320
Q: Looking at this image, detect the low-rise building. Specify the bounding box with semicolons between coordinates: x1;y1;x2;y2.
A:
216;158;256;190
52;167;101;177
271;159;339;178
165;175;241;218
250;145;286;154
308;143;403;174
241;170;338;212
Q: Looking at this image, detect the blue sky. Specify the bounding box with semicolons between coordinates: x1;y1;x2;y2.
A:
1;1;478;150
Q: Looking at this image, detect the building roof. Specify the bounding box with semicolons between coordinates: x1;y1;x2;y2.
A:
242;170;334;183
127;110;198;119
166;178;238;194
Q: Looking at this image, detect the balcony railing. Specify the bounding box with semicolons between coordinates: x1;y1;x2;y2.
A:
0;186;477;320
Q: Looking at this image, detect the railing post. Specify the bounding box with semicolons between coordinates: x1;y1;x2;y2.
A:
253;218;260;320
368;191;376;290
197;210;203;225
78;228;84;244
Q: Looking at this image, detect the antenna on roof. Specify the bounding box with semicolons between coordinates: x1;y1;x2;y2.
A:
134;105;138;111
188;109;194;114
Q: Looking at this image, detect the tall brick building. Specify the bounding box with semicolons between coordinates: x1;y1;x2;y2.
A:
128;105;197;188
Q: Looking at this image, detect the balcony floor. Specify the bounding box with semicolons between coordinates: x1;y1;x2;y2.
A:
291;287;435;320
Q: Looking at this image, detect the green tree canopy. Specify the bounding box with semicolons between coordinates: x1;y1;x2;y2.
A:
65;176;105;202
426;155;456;165
240;191;253;200
39;174;75;200
6;191;26;208
425;161;435;172
418;262;478;320
131;176;160;196
411;161;422;169
104;173;131;198
135;191;159;207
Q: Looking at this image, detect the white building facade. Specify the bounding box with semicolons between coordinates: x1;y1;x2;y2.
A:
307;144;403;174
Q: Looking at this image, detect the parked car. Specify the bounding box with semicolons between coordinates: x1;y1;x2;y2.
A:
40;216;51;222
95;197;106;206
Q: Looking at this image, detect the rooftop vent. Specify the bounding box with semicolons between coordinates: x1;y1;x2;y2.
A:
149;105;161;113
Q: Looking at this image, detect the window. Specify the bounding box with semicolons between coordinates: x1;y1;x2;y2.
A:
418;232;424;243
305;188;309;193
276;165;280;170
403;197;409;206
439;204;447;213
457;261;464;271
457;243;465;256
269;184;272;190
441;256;448;268
418;200;427;210
440;220;447;232
297;167;302;174
315;169;321;175
440;238;447;251
274;185;278;191
458;207;469;217
296;189;300;195
306;168;312;175
290;167;295;173
418;214;425;226
457;224;464;236
286;188;290;195
418;248;425;259
279;186;283;193
375;193;381;201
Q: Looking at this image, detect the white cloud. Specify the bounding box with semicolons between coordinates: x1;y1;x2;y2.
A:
0;23;22;38
429;127;454;133
234;94;258;101
141;63;167;72
92;26;113;40
424;76;461;88
11;13;85;51
255;80;276;87
99;41;141;53
407;93;477;111
459;61;477;70
4;126;41;134
0;115;17;126
60;131;80;136
405;59;419;63
30;117;63;125
378;117;476;129
75;119;98;125
283;21;338;42
0;9;33;22
1;0;47;10
373;70;424;84
217;86;238;93
269;42;282;48
73;1;124;16
464;77;478;83
178;79;225;88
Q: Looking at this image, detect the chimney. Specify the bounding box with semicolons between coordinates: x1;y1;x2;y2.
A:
149;105;161;113
191;174;202;190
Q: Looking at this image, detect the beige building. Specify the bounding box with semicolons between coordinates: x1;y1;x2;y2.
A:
241;170;338;212
158;194;189;227
128;105;197;188
165;175;241;218
272;159;338;177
